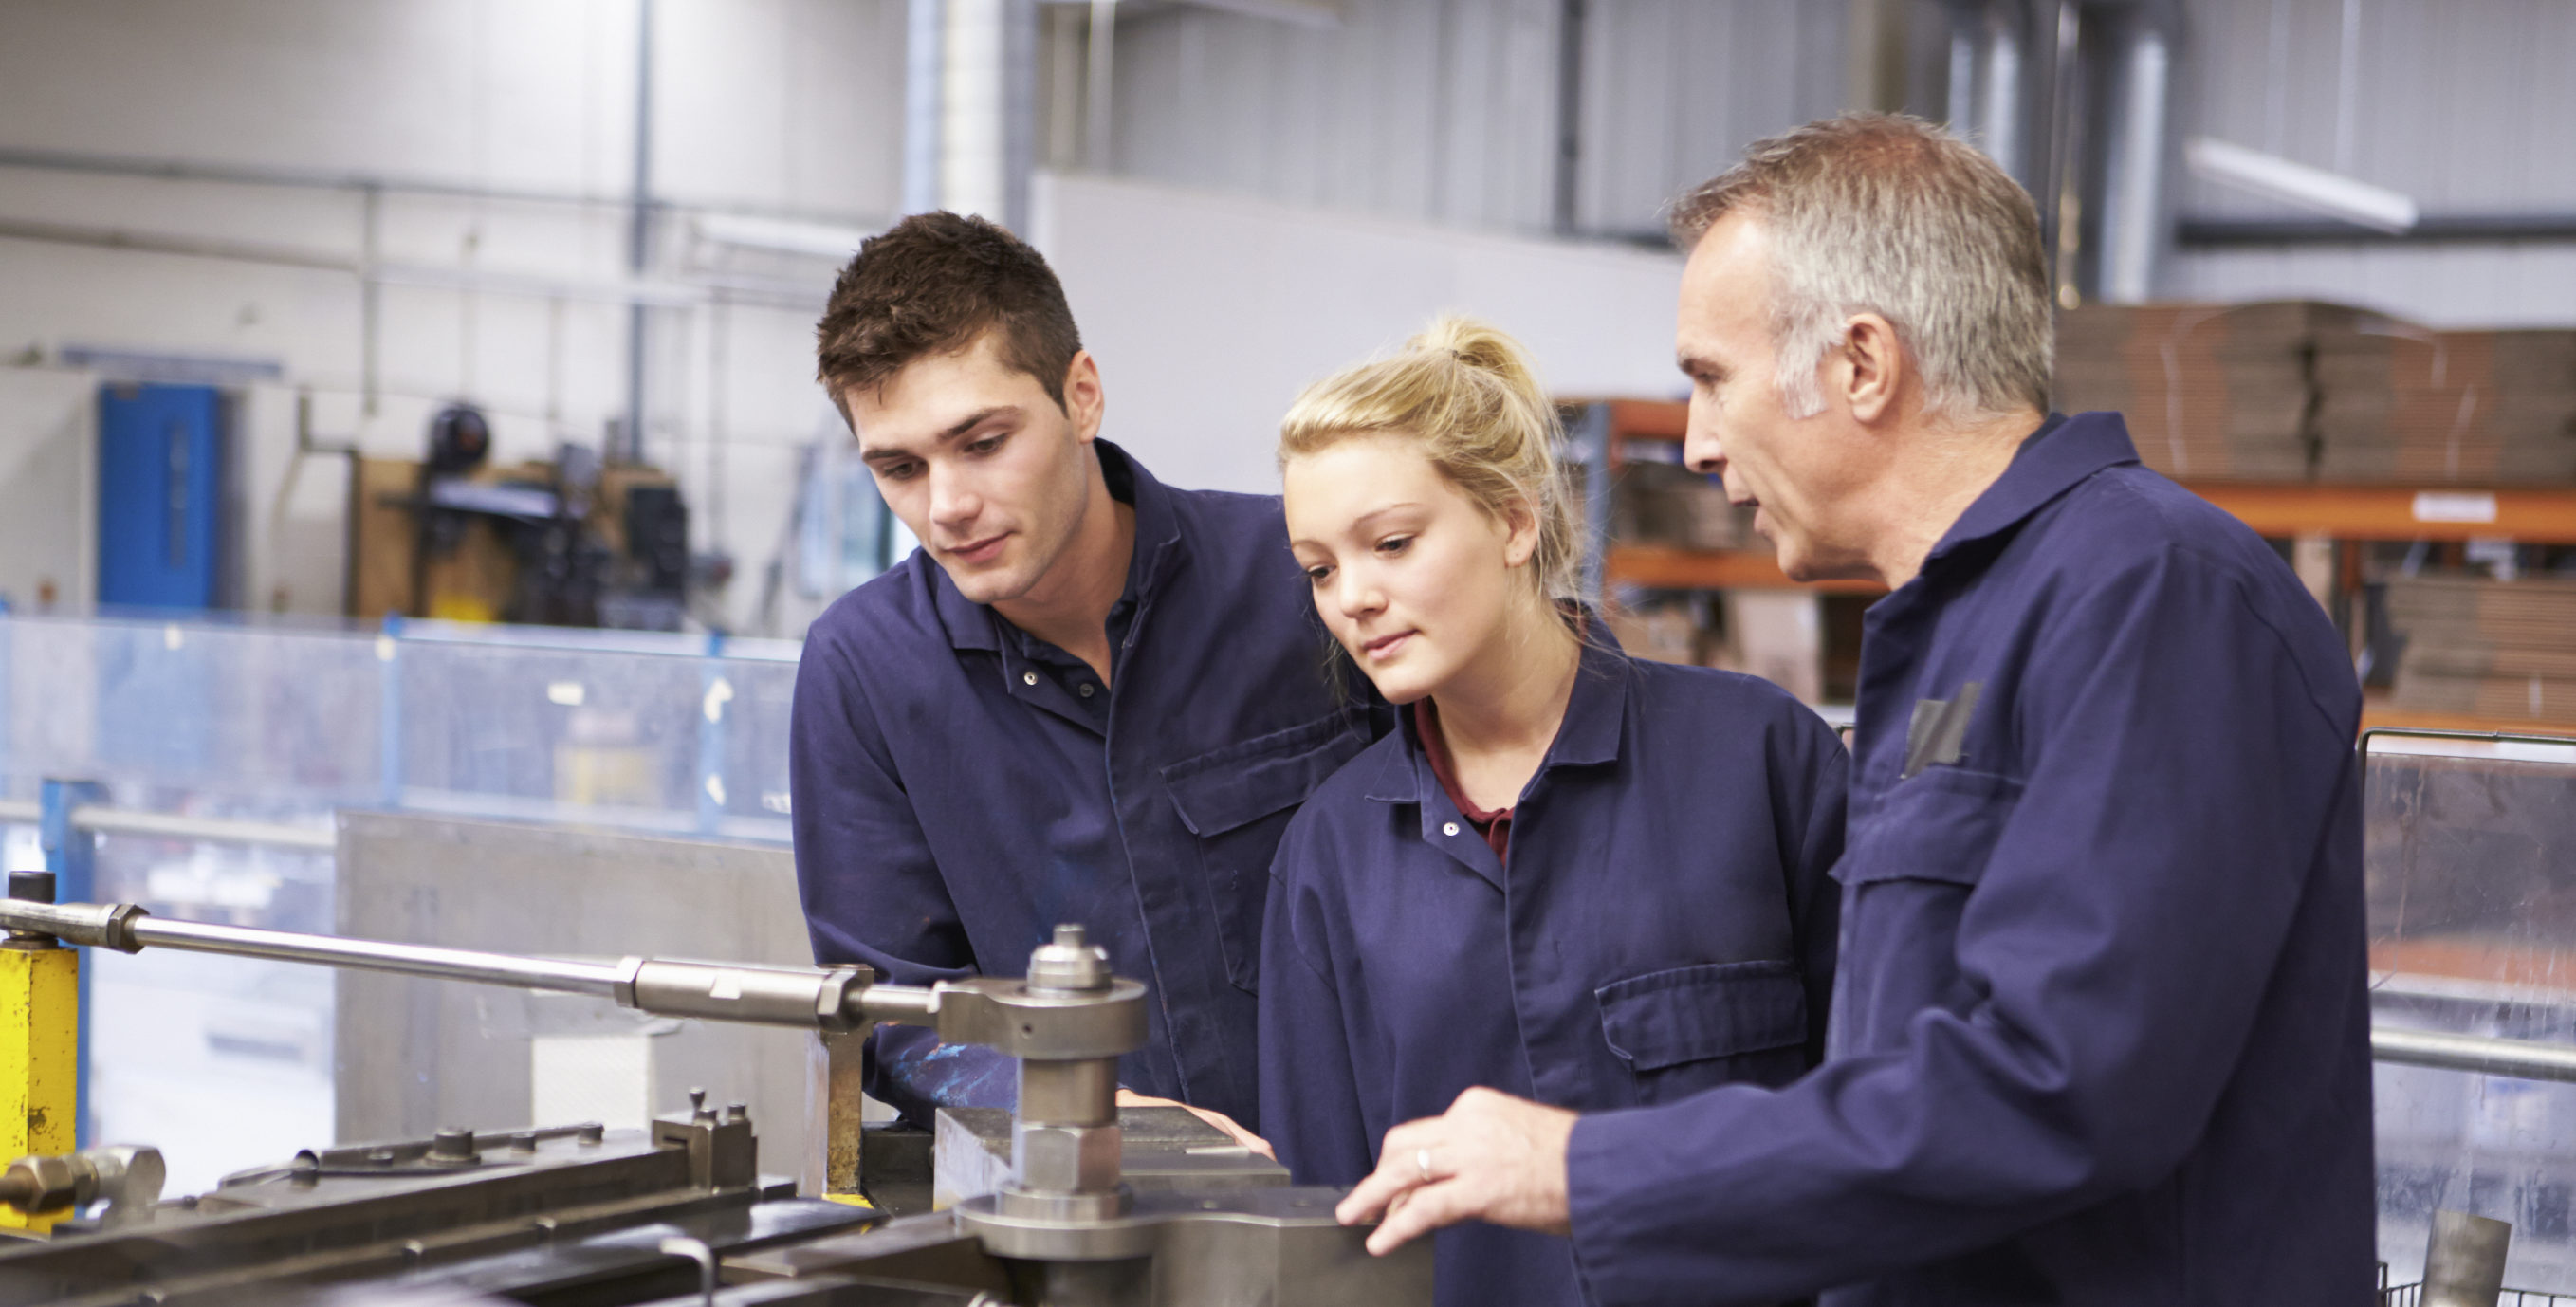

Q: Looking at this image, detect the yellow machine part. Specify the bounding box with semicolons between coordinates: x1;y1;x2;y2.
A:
0;944;78;1233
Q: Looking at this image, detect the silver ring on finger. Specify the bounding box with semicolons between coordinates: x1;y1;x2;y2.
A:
1415;1147;1435;1184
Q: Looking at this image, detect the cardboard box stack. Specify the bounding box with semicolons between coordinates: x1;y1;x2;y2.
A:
1612;459;1754;551
2312;328;2576;483
2053;301;2365;480
2386;574;2576;725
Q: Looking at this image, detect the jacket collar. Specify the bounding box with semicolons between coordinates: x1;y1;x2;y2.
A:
1362;620;1631;805
929;438;1183;653
1919;412;2137;573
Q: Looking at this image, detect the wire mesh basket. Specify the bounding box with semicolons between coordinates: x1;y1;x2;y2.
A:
2382;1285;2576;1306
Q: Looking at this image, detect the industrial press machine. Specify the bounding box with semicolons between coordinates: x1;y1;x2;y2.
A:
0;874;1430;1306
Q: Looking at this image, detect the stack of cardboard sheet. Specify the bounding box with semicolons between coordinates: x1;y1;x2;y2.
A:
2053;301;2366;480
2313;327;2576;483
2387;574;2576;725
1611;460;1754;550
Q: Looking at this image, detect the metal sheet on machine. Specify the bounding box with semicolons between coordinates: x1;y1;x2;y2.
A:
333;811;824;1179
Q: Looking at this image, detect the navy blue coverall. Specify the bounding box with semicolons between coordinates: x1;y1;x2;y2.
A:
1564;413;2376;1306
790;440;1377;1127
1262;635;1850;1307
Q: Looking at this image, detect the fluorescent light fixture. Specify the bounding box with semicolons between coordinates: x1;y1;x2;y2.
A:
690;212;876;261
2184;136;2419;233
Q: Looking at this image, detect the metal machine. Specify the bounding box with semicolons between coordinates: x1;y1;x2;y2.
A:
0;886;1431;1307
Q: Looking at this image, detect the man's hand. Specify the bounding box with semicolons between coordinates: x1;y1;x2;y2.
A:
1114;1089;1275;1159
1335;1087;1578;1256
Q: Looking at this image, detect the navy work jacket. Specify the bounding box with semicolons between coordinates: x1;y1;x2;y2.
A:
1262;635;1849;1307
1566;413;2376;1306
791;441;1377;1128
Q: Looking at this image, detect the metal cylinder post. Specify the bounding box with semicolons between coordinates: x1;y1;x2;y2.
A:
1003;925;1125;1222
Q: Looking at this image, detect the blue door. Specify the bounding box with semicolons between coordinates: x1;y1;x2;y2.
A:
98;383;224;610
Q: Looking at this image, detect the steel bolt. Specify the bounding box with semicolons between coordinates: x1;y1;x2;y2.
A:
1025;923;1113;995
428;1128;478;1163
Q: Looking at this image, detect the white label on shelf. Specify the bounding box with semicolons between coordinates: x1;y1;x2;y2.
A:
2412;491;2497;524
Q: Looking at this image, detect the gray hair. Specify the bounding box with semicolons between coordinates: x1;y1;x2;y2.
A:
1668;114;2052;422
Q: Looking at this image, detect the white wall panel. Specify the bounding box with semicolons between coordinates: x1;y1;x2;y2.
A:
1030;170;1684;497
1576;0;1846;234
1103;0;1842;237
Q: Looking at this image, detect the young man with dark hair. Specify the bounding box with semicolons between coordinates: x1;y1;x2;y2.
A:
793;212;1376;1144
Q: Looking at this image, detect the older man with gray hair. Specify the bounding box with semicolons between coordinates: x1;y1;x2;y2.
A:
1334;114;2374;1305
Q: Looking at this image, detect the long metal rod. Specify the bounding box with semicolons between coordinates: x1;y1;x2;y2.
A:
0;901;956;1035
15;892;2576;1085
125;915;630;997
2372;1027;2576;1084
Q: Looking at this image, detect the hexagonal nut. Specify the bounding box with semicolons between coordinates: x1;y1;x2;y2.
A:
15;1155;84;1212
1010;1122;1120;1194
92;1146;166;1211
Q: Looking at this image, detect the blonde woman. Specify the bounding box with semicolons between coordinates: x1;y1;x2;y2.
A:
1259;318;1849;1307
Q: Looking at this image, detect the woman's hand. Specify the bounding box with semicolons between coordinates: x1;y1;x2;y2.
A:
1114;1089;1276;1159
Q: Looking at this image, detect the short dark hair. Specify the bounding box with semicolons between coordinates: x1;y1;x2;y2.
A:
814;212;1083;412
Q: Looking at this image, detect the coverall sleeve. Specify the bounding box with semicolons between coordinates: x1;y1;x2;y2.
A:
1257;821;1378;1186
1775;709;1850;1066
1566;549;2356;1306
790;624;1015;1123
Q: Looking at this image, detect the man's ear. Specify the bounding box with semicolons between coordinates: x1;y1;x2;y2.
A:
1838;312;1904;426
1061;350;1106;442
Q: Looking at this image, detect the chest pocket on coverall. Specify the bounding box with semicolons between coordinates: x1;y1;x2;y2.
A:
1163;710;1371;993
1830;765;2024;1051
1596;959;1811;1104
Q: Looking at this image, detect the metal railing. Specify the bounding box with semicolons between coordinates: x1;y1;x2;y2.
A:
0;799;332;851
12;800;2576;1088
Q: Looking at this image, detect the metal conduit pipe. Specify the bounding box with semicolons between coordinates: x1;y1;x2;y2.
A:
0;215;814;310
0;145;875;229
939;0;1037;229
1979;0;2027;187
1945;9;1979;137
2097;9;2176;303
